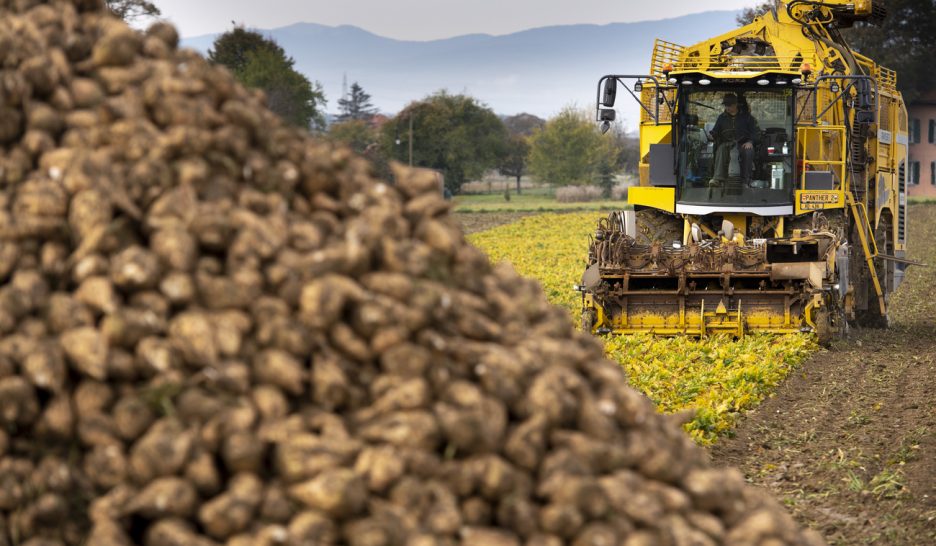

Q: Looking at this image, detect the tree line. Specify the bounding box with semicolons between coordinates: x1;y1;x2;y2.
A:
356;95;636;195
105;1;636;196
109;0;932;195
123;0;927;192
204;27;637;195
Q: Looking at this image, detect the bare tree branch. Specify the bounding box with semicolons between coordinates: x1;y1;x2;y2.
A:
106;0;161;23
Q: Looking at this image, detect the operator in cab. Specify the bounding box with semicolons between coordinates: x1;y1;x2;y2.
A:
708;93;759;189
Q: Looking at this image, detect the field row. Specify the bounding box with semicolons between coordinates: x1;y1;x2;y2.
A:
467;212;817;443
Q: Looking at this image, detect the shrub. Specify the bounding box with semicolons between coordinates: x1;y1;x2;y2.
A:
611;184;630;201
555;185;604;203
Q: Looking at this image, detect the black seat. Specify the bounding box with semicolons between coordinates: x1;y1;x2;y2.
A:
762;127;788;151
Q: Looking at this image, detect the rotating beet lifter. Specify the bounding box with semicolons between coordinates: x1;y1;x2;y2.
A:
579;0;923;343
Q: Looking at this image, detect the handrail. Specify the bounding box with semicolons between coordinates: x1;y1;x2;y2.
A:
650;39;685;77
797;125;846;190
850;199;879;257
671;55;804;73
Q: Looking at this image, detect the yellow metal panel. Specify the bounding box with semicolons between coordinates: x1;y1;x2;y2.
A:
628;187;676;213
721;214;747;237
639;125;672;168
601;307;802;336
795;190;846;215
639;164;649;186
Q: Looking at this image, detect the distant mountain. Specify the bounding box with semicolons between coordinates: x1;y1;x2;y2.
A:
181;11;740;130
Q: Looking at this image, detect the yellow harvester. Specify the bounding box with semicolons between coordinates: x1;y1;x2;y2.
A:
581;0;917;343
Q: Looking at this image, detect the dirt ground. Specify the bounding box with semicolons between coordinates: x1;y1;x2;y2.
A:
711;204;936;545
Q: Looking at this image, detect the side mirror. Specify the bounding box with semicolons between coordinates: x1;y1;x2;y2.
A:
599;109;615;134
601;78;617;107
598;108;617;134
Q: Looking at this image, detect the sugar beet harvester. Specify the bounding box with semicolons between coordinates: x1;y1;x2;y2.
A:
580;0;917;343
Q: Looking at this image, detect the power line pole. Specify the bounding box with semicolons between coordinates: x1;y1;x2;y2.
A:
408;115;413;167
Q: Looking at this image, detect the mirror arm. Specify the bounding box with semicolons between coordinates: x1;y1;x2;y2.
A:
596;75;669;125
622;84;657;123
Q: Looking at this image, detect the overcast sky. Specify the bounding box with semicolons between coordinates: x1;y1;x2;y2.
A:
154;0;754;40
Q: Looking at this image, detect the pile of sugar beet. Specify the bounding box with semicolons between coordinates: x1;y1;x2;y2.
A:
0;1;825;545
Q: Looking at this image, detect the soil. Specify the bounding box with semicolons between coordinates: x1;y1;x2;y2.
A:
710;204;936;545
454;211;538;234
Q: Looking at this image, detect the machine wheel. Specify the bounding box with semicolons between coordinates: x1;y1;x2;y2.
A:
854;217;893;329
814;305;834;347
581;308;597;333
634;209;683;245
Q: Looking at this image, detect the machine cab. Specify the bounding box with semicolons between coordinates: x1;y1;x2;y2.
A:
675;84;796;215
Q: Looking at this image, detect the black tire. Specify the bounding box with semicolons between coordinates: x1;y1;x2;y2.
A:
814;304;834;347
581;308;597;333
853;217;893;329
634;209;683;245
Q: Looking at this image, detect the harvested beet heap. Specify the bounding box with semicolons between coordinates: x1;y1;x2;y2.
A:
0;1;825;545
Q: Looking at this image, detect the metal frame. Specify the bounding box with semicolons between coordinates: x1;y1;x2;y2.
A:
796;74;886;313
795;74;879;125
673;81;798;207
596;74;674;124
796;124;847;189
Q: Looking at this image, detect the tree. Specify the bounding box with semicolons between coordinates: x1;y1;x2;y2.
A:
337;82;378;122
106;0;160;22
381;92;507;195
503;113;546;137
492;114;544;194
844;0;936;102
237;48;327;130
527;107;619;186
209;27;287;75
329;119;392;179
736;1;775;26
613;130;640;173
328;119;378;154
597;159;616;198
209;28;327;130
498;135;530;194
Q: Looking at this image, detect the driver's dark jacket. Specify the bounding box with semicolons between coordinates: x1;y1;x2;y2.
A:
711;111;759;147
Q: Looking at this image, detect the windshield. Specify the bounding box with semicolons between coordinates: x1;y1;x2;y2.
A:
678;88;794;207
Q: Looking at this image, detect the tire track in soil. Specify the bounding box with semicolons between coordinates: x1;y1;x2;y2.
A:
710;204;936;545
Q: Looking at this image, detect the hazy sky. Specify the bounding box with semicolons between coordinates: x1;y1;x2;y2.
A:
154;0;753;40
